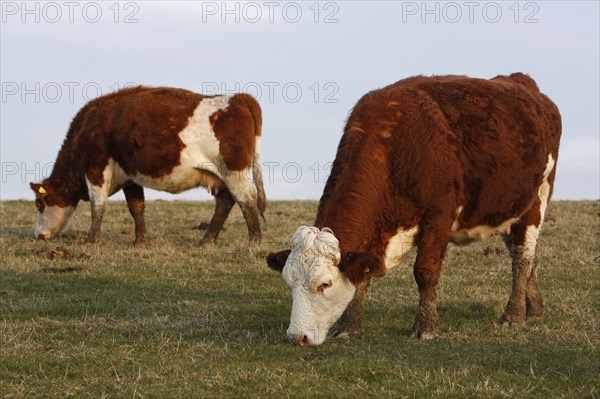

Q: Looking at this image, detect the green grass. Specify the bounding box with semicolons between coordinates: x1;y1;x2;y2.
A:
1;199;598;398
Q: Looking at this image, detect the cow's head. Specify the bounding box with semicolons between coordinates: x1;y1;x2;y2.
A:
267;226;386;346
30;182;76;240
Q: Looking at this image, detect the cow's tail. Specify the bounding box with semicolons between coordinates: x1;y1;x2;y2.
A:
250;102;266;222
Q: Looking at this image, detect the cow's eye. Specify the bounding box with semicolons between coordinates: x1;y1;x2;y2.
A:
317;280;333;292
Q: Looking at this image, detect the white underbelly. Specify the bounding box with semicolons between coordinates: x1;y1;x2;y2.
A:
132;163;223;194
450;210;517;245
383;217;517;269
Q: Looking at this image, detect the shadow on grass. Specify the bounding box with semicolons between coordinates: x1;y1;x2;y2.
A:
0;224;91;243
0;268;289;344
0;226;32;240
378;300;501;338
438;301;500;321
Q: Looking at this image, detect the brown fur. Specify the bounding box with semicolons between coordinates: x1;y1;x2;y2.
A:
32;86;265;244
315;73;560;262
268;73;561;339
211;93;263;171
34;86;201;207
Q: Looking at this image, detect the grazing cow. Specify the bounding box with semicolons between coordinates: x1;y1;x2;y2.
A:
30;86;266;244
267;73;561;346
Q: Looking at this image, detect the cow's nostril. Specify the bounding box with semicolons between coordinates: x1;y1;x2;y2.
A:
297;335;310;347
288;333;309;347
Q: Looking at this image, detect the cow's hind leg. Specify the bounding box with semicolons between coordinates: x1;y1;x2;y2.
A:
502;206;545;325
332;281;370;339
200;188;235;245
239;200;261;244
411;218;452;340
123;183;147;244
223;172;261;244
502;153;555;325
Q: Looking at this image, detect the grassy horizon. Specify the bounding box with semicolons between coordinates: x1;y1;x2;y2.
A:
1;199;598;398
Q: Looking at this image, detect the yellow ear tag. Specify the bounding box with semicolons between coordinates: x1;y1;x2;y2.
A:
38;187;47;195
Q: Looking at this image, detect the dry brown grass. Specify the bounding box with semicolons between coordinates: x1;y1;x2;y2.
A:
1;200;598;398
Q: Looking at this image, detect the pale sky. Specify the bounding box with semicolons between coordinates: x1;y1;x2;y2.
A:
1;1;598;201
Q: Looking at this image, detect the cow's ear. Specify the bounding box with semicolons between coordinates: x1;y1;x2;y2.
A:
266;250;291;273
30;182;48;198
341;252;386;285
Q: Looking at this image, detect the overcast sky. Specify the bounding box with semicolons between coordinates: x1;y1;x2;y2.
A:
1;1;598;201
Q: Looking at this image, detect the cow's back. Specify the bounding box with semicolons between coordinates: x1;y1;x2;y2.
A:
104;87;205;179
320;74;561;237
414;74;561;228
55;86;203;187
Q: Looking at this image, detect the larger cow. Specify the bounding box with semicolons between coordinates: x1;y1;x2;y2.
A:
31;86;265;244
267;73;561;346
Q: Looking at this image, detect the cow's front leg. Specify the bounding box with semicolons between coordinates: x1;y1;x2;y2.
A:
123;183;147;244
331;281;370;339
411;222;451;340
200;188;235;245
86;190;108;244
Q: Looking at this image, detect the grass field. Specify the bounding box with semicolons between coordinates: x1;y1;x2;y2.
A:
1;199;598;398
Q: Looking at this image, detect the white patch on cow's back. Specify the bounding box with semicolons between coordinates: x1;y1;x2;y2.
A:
131;95;231;194
384;226;419;269
179;95;231;165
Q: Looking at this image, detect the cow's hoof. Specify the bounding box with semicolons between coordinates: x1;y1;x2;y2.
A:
199;237;216;247
84;237;99;244
411;330;438;340
411;319;439;340
410;328;438;340
501;312;526;327
526;313;544;321
526;297;544;320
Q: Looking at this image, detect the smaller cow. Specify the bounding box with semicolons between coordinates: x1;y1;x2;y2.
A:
267;73;561;346
31;86;265;244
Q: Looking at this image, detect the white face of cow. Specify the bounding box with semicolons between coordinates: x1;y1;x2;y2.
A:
31;183;76;240
34;203;76;240
281;227;356;346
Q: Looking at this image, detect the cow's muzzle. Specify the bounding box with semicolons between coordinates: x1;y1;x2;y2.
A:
287;333;311;347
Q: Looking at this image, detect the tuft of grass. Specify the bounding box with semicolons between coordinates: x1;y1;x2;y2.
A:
1;200;598;398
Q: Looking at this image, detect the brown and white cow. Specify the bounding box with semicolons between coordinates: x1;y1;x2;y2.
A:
30;86;265;244
267;73;561;346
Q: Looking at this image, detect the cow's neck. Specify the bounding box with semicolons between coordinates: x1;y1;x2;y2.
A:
47;141;87;204
314;175;387;256
313;124;404;257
